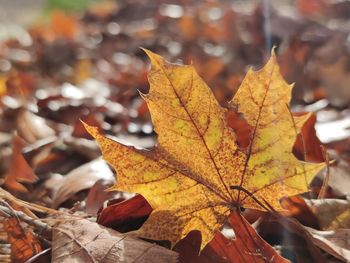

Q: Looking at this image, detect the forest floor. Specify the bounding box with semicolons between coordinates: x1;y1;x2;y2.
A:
0;1;350;263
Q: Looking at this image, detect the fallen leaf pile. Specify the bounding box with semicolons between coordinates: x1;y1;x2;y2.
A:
0;1;350;263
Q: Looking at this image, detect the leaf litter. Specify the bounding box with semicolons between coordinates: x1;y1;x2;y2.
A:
1;1;350;263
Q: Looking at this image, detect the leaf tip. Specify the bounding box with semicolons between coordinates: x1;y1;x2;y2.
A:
141;48;164;68
267;47;280;69
270;46;278;58
82;120;100;139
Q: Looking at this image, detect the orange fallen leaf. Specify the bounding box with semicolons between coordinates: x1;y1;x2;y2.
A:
30;11;79;42
4;135;38;192
4;217;42;263
51;10;79;40
5;71;36;99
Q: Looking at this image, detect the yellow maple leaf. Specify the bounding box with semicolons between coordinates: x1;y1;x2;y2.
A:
230;55;324;210
85;50;324;249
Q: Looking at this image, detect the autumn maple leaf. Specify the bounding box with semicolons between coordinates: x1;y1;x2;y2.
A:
85;50;324;249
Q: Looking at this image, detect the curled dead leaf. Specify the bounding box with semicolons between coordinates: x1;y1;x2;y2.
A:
52;158;114;209
280;196;320;228
97;194;152;233
305;227;350;262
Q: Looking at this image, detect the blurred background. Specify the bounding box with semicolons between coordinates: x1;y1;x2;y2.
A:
0;0;94;24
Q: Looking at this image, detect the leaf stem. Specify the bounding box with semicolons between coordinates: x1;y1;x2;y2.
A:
230;185;271;212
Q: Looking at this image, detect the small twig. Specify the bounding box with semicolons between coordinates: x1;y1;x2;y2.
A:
0;188;58;217
318;146;330;199
0;188;83;220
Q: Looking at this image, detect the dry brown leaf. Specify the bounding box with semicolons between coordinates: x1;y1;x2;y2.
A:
85;179;116;216
313;161;350;198
305;227;350;263
280;196;320;228
305;198;350;230
16;109;55;144
52;158;114;209
258;213;329;263
52;218;178;263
